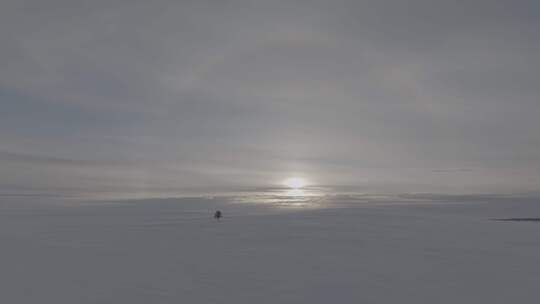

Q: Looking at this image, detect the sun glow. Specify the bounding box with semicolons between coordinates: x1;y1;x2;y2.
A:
283;177;307;189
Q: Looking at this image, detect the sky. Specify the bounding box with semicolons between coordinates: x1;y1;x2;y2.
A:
1;0;539;198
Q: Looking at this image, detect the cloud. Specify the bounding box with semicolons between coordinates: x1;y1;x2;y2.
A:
431;169;474;173
1;0;539;196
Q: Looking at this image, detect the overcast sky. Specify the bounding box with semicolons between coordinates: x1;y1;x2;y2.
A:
1;0;539;197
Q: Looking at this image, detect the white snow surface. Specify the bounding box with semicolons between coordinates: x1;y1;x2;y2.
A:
1;195;539;303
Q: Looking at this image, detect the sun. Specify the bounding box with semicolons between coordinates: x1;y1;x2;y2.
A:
283;177;307;189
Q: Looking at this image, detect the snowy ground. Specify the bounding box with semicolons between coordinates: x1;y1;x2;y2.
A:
1;195;539;303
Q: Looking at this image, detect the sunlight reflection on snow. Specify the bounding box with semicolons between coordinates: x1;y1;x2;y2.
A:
231;187;328;209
